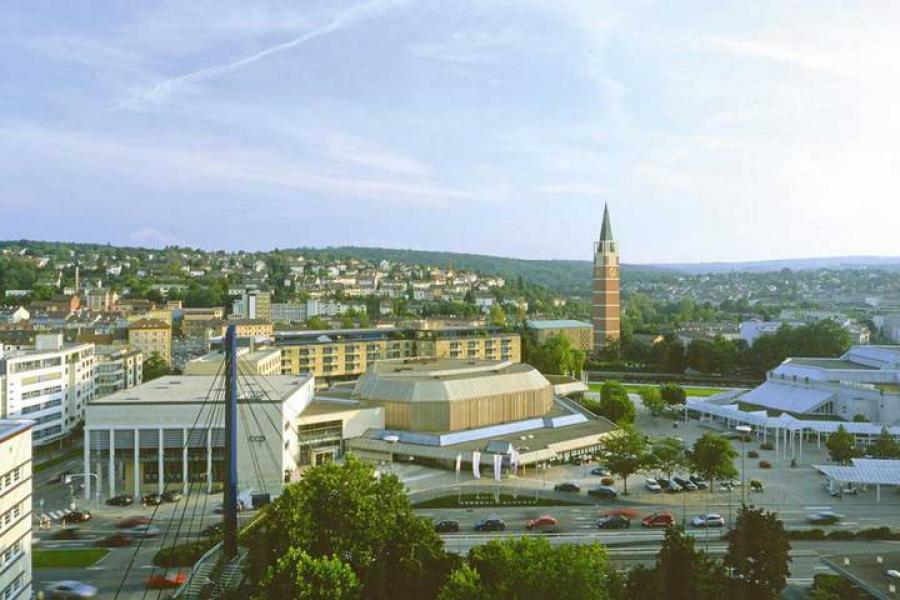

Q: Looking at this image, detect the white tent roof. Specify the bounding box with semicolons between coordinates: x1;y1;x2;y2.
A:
740;382;835;414
814;458;900;485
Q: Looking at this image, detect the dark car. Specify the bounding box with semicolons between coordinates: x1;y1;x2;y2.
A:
61;510;92;525
435;519;460;533
554;482;581;493
673;477;697;491
689;476;708;490
161;491;183;503
474;514;506;532
143;493;163;506
806;511;843;525
596;515;631;529
96;533;132;547
106;494;134;507
588;485;618;499
201;523;224;537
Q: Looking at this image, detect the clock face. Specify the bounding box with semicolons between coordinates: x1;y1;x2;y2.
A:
607;266;619;278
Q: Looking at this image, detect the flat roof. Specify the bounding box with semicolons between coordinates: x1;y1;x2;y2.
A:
822;551;900;600
90;375;312;405
526;319;592;330
788;358;877;370
445;419;616;453
366;357;521;379
0;420;32;443
188;347;280;364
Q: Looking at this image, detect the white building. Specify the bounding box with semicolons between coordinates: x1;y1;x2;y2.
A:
0;421;32;600
271;303;307;324
94;347;143;397
0;308;29;325
0;334;94;446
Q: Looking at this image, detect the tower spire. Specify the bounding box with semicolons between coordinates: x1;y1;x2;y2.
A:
599;204;614;242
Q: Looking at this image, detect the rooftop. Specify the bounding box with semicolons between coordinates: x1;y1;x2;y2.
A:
128;319;171;330
787;358;877;370
90;375;311;405
526;319;592;330
0;420;33;443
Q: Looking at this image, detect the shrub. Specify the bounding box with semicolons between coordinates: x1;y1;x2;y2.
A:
858;527;900;541
760;442;774;451
827;530;856;541
787;529;826;540
154;542;213;567
758;460;772;469
747;450;759;458
600;477;615;486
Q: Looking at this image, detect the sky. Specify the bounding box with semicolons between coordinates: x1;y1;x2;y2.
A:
2;1;900;264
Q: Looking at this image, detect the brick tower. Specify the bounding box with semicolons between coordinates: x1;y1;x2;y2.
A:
593;204;620;352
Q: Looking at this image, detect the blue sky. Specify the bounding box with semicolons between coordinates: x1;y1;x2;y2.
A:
2;1;899;263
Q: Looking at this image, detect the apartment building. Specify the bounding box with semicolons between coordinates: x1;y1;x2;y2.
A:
0;421;32;600
212;319;274;339
0;334;94;445
526;320;593;353
231;290;271;321
127;319;172;366
95;347;143;397
181;308;225;339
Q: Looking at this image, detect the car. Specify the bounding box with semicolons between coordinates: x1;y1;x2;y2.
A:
49;470;71;484
117;515;151;528
161;490;183;503
122;524;162;538
689;475;708;490
645;479;662;492
213;500;247;514
474;514;506;532
143;493;163;506
673;477;697;491
61;510;91;525
554;482;581;493
201;523;224;537
691;514;725;528
588;486;618;499
590;466;610;476
146;572;187;589
96;533;132;547
435;519;460;533
642;511;676;528
45;580;98;599
106;494;134;507
596;514;631;529
806;511;844;525
665;480;683;493
526;515;559;532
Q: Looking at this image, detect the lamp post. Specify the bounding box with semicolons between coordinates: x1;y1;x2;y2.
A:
735;425;752;508
66;473;101;508
383;435;399;472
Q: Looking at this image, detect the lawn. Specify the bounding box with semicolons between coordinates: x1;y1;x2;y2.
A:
414;493;584;509
33;548;109;569
588;382;728;397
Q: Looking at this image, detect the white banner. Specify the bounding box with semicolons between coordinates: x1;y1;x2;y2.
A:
493;454;502;481
472;451;481;479
455;453;462;474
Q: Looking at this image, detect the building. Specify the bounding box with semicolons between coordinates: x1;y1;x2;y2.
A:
232;290;272;321
85;288;118;312
0;308;29;325
127;319;172;366
874;313;900;343
271;303;307;324
213;319;274;339
0;334;95;445
184;347;282;376
0;421;33;600
741;318;870;346
526;320;593;353
181;308;225;339
592;204;620;352
352;358;553;432
94;347;143;397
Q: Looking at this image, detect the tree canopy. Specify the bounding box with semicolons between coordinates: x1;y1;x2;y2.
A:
724;505;792;599
825;425;860;464
689;433;738;485
602;424;649;494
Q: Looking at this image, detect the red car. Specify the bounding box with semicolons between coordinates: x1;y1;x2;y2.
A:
117;515;152;528
641;511;675;528
526;515;559;531
146;572;187;589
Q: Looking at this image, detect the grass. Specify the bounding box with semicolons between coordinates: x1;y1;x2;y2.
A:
34;448;82;474
588;383;727;397
414;493;584;509
33;548;109;569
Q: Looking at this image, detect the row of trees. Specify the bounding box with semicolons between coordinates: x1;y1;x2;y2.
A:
584;381;685;425
826;424;900;463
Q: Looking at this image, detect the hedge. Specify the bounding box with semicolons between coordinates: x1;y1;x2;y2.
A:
787;527;900;542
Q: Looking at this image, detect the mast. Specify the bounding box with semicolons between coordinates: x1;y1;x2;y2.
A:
223;324;239;558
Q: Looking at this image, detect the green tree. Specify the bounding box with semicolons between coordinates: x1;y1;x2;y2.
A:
688;433;738;489
639;387;666;417
596;381;635;424
650;437;687;480
305;316;331;330
488;304;507;327
528;334;585;376
659;526;726;600
870;427;900;459
659;384;687;406
438;565;489;600
602;424;648;495
258;549;361;600
143;352;171;382
825;425;860;464
724;505;792;599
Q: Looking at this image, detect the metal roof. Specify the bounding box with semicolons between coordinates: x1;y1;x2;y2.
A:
740;382;836;413
526;320;592;330
814;459;900;485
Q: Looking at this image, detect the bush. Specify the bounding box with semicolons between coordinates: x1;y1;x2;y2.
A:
758;460;772;469
787;529;826;540
858;527;900;541
760;442;774;451
747;450;759;458
827;530;856;541
154;542;213;567
600;477;615;486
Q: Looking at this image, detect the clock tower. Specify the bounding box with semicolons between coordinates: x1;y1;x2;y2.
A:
593;204;620;352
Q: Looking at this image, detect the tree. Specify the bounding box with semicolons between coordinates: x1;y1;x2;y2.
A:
595;381;635;425
258;549;361;600
870;427;900;459
688;433;738;489
724;505;792;599
603;425;648;495
658;526;727;600
527;334;585;376
825;425;860;464
438;565;489;600
305;316;331;330
488;304;507;327
650;437;687;480
659;384;686;406
639;387;666;417
143;352;171;382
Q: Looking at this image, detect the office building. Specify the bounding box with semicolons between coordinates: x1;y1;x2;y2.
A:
592;204;620;352
94;347;143;397
232;290;272;321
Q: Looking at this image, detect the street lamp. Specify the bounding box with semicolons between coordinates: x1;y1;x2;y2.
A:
735;425;752;508
66;473;101;508
383;435;399;472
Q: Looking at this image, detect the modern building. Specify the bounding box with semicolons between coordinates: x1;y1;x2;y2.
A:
231;290;272;321
526;320;593;353
184;347;282;376
127;319;172;366
94;347;143;397
0;334;94;445
0;421;33;600
84;375;316;499
592;204;620;352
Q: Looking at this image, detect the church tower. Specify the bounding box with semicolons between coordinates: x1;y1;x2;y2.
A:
593;204;620;352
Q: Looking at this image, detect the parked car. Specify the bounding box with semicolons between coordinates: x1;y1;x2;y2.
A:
106;494;134;507
691;514;726;528
61;510;91;525
474;514;506;532
641;511;675;528
527;515;559;532
554;482;581;493
689;476;708;490
143;493;163;506
161;491;183;503
806;511;844;525
590;466;610;476
96;533;132;547
673;477;697;491
435;519;460;533
588;486;618;499
596;514;631;529
664;480;683;493
121;524;161;538
45;580;98;599
117;515;151;528
201;523;223;537
645;479;662;492
48;471;71;485
146;572;187;589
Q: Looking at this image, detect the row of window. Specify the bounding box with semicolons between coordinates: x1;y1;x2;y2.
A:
1;503;22;532
0;540;22;567
0;467;22;493
20;398;62;414
0;573;23;600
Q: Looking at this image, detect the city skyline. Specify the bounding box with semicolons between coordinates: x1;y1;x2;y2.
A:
3;1;900;263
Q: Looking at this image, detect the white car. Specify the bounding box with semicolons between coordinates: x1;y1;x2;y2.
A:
691;514;725;528
45;580;98;599
121;524;161;538
645;479;662;492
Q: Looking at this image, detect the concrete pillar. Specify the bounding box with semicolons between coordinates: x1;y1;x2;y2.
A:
798;431;803;463
133;428;140;498
83;432;91;501
877;484;881;503
108;431;116;498
182;428;189;496
158;428;164;495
